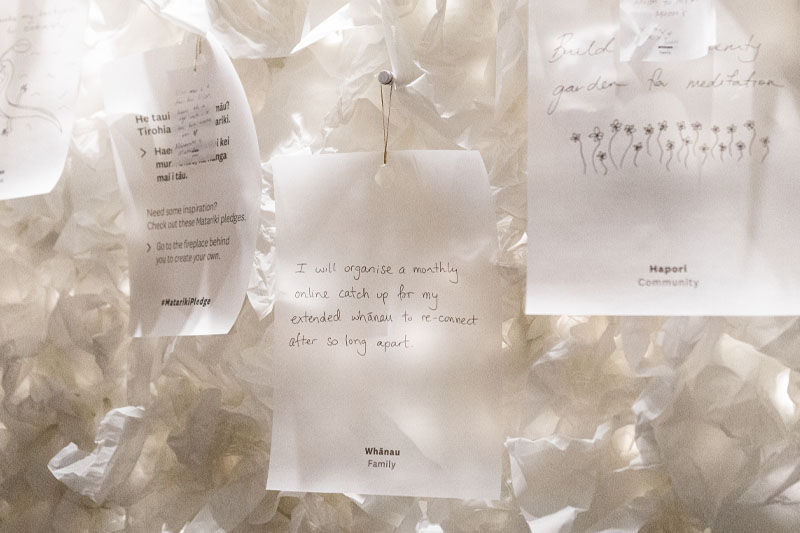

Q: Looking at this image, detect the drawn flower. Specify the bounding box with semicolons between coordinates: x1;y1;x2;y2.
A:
744;120;757;156
596;150;609;175
736;140;746;161
677;121;688;160
620;124;637;168
633;142;643;167
761;136;770;162
709;125;720;159
589;127;604;174
718;142;727;161
683;138;692;168
657;121;668;163
665;140;675;171
608;119;621;169
588;128;604;142
699;143;710;169
640;125;653;156
571;133;586;174
726;124;737;148
691;122;702;157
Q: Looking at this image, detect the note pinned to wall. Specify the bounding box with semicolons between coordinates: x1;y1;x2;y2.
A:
267;151;503;500
527;1;800;315
103;37;261;337
0;0;88;200
619;0;717;62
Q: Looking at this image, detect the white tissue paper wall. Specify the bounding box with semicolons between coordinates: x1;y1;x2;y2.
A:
1;0;799;531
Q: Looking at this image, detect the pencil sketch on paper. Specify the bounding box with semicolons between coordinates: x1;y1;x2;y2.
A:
569;118;772;178
0;39;62;136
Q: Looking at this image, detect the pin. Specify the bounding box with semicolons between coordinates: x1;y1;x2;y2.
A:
375;71;395;187
378;70;394;85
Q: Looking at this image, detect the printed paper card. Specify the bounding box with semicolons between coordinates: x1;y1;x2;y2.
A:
527;1;800;315
103;37;261;336
619;0;717;62
267;151;503;499
0;0;88;200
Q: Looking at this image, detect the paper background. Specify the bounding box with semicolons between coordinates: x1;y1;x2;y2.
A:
527;0;800;316
0;1;799;532
268;151;503;499
0;0;88;200
103;36;261;337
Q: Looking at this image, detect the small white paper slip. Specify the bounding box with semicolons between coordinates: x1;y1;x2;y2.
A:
267;151;503;500
103;37;261;337
619;0;716;62
527;1;800;315
0;0;88;200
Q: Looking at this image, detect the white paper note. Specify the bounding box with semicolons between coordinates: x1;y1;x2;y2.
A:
267;151;503;500
527;1;800;315
619;0;716;62
0;0;87;200
103;37;261;337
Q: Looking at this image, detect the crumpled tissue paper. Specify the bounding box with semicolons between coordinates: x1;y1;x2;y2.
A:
0;0;798;531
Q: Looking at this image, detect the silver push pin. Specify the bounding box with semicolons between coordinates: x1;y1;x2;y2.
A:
378;70;394;85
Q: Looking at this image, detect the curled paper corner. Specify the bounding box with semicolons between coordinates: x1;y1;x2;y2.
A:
48;406;147;504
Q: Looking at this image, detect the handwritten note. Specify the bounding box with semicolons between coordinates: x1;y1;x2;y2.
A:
172;81;216;166
527;0;800;315
267;151;503;499
619;0;716;62
0;0;88;200
103;37;261;337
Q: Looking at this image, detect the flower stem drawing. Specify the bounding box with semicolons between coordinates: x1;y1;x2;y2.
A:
744;120;756;156
589;127;604;174
665;140;675;171
676;121;687;161
710;125;720;160
597;151;608;175
657;121;668;163
1;39;63;136
620;124;636;169
644;124;654;156
691;121;702;158
570;133;586;174
608;119;621;169
699;143;710;170
727;124;737;150
568;117;775;179
761;137;770;162
683;138;691;169
633;142;643;168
